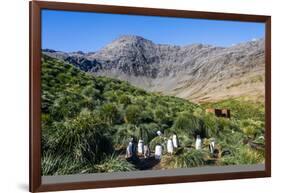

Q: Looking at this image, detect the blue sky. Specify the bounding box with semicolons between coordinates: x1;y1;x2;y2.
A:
42;10;265;52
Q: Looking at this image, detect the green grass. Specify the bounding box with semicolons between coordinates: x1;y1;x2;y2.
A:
41;54;265;175
41;55;199;175
93;155;136;173
161;149;208;169
220;146;264;165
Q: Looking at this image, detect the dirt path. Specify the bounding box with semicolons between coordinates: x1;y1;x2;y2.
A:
120;153;161;170
134;155;160;170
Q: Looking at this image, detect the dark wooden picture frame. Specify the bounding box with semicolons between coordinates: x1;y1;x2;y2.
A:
30;1;271;192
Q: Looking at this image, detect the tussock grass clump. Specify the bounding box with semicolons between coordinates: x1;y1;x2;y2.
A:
161;149;207;169
220;146;264;165
94;156;136;173
45;109;114;163
172;112;208;138
42;152;83;175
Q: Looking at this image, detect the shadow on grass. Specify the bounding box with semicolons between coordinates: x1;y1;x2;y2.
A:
127;156;160;170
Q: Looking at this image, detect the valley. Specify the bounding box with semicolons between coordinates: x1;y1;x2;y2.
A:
43;35;265;103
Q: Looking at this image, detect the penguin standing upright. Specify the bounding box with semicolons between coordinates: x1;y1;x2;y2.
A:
172;134;179;148
126;137;137;158
126;141;133;158
195;135;202;150
167;139;174;154
137;139;144;155
155;145;163;160
144;145;150;158
157;130;162;136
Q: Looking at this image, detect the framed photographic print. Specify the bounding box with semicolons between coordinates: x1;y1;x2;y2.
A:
30;1;271;192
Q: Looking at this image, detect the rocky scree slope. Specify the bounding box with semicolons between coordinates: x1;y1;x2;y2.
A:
43;35;265;103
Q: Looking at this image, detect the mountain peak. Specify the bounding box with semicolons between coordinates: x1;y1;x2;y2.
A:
111;35;154;45
96;35;156;57
116;35;148;41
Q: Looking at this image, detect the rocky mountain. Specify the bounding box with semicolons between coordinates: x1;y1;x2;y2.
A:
43;35;265;103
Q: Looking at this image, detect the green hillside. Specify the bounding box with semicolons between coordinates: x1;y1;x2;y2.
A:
41;55;265;175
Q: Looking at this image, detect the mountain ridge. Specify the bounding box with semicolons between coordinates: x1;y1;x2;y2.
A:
43;35;265;103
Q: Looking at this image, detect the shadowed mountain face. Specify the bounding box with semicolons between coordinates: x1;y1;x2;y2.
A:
43;35;265;103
